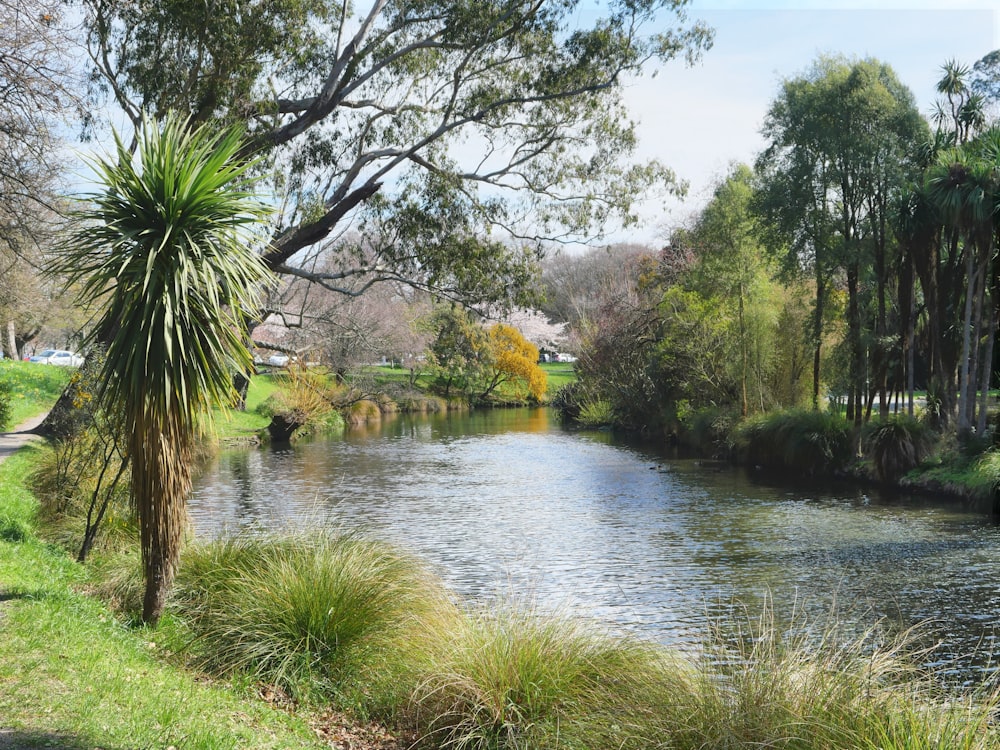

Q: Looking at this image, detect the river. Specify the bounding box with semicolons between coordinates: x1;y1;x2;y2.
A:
189;407;1000;679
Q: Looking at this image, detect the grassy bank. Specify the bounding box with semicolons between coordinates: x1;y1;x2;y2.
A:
0;450;331;749
0;360;74;427
5;366;1000;749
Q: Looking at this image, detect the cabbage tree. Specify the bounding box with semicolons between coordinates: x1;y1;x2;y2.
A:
54;113;273;625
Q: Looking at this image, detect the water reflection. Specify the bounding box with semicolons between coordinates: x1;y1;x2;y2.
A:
190;407;1000;675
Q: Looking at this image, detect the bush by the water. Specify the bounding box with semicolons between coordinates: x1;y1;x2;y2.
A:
863;416;934;482
0;378;11;430
735;409;854;476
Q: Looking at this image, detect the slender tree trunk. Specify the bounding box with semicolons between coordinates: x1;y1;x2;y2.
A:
738;284;748;418
847;262;864;431
966;247;988;428
5;321;16;361
812;273;825;410
977;255;997;436
958;245;977;437
134;420;191;626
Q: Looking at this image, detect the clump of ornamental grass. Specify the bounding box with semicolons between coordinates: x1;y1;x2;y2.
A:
576;398;614;429
346;398;383;425
171;530;460;710
684;604;1000;750
408;602;699;750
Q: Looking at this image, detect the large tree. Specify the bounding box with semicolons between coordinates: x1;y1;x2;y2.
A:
81;0;712;310
53;115;273;625
756;56;927;424
0;0;82;355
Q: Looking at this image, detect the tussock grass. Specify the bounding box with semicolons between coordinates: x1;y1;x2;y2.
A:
347;398;384;424
409;603;697;750
172;531;460;709
576;398;613;428
684;604;1000;750
863;415;935;482
165;529;1000;750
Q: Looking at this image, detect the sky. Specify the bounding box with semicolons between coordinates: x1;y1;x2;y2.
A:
603;0;1000;245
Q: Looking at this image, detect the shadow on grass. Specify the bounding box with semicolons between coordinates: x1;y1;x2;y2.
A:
0;729;98;749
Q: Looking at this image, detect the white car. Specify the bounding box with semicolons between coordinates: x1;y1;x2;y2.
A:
29;349;84;366
267;353;290;367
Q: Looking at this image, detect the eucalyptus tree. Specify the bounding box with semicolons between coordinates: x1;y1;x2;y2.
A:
756;55;926;424
80;0;713;312
53;115;273;626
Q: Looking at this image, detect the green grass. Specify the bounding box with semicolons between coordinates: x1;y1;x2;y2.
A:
0;360;73;427
538;361;576;392
210;373;281;438
0;451;328;749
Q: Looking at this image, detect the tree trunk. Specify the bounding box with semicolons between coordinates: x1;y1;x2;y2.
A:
5;321;16;361
957;245;977;437
812;273;825;410
977;253;998;436
738;284;748;418
846;262;864;432
134;423;191;627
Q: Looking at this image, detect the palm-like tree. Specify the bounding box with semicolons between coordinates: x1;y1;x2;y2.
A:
925;129;1000;436
56;114;272;625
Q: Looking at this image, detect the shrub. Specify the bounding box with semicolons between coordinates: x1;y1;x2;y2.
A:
680;406;738;457
736;409;854;476
0;378;11;430
863;416;935;482
263;366;338;441
29;351;133;561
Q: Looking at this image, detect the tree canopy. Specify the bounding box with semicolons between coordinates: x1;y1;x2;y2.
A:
82;0;713;310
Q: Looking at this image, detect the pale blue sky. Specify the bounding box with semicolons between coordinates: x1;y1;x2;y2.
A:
613;1;999;242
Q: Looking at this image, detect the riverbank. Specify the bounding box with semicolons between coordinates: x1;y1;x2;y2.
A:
5;364;1000;748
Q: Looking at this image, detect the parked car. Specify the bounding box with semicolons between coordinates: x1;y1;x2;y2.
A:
267;353;290;367
29;349;84;366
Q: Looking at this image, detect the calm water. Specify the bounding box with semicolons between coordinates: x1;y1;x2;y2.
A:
190;407;1000;676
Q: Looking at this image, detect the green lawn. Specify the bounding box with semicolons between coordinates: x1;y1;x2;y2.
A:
0;450;328;749
357;361;576;403
0;360;73;428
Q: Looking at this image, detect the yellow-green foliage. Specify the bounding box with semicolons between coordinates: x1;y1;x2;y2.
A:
487;323;547;401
